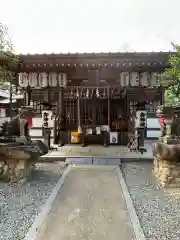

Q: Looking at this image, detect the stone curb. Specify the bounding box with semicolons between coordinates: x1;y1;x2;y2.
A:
116;166;146;240
39;156;153;163
24;165;70;240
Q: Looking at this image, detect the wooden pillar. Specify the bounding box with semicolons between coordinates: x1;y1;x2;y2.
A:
108;87;111;131
24;91;28;106
77;87;82;133
160;86;164;105
44;88;50;103
58;87;65;146
43;88;51;149
77;87;85;146
102;86;110;147
24;87;31;106
92;98;96;125
123;88;128;144
59;87;64;117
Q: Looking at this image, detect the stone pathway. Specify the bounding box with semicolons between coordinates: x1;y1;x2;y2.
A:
42;141;153;160
36;165;144;240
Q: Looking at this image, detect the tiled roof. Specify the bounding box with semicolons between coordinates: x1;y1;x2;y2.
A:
18;51;171;58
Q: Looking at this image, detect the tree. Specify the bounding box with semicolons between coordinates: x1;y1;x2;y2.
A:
162;43;180;105
0;22;18;92
118;43;134;52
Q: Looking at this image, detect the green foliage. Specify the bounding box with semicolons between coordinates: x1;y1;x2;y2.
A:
162;43;180;105
0;22;18;90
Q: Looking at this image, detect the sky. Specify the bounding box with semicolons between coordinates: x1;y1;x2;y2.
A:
0;0;180;53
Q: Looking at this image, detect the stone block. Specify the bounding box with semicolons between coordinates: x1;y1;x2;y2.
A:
6;149;30;160
0;158;34;183
162;163;170;168
175;177;180;184
161;168;171;175
93;158;121;165
171;169;180;177
65;157;93;164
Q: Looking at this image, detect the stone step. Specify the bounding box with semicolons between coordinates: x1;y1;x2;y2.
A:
65;157;121;165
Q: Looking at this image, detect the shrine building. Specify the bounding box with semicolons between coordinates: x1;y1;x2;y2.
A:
16;52;169;146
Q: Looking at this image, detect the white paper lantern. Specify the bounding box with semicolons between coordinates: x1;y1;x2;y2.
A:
58;73;67;87
49;72;58;87
140;72;149;87
19;73;29;88
28;72;38;88
150;73;159;87
120;72;129;87
39;72;48;88
130;72;140;86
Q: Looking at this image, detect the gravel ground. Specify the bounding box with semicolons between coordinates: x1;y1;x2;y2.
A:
121;162;180;240
0;162;65;240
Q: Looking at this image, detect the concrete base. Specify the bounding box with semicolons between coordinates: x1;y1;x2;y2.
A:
40;141;153;163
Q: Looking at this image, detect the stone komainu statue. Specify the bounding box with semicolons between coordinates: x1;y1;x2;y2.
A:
0;115;48;156
152;114;180;162
0;115;29;139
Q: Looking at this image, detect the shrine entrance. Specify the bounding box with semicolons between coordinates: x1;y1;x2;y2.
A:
54;86;128;146
81;99;108;126
80;98;109;145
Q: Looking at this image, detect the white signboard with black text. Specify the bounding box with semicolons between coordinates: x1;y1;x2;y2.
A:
135;110;147;128
42;110;54;128
110;132;118;144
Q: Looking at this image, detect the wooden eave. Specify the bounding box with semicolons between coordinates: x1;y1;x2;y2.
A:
18;51;169;70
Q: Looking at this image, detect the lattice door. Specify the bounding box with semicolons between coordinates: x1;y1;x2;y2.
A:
81;99;108;126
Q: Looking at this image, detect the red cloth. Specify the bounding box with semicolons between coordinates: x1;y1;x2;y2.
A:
159;118;166;128
23;117;33;129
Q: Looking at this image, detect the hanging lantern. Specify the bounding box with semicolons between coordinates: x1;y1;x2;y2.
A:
19;73;29;88
39;72;48;88
120;72;129;87
58;73;67;88
130;72;140;86
150;73;159;87
28;72;38;88
49;72;58;87
140;72;149;87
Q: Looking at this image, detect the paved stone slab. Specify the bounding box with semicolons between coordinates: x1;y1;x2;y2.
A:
36;165;136;240
93;157;121;165
65;157;93;164
41;141;153;161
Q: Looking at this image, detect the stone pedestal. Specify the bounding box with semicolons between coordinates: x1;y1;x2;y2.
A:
0;158;34;183
152;141;180;187
153;105;180;187
0;145;36;183
153;157;180;187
